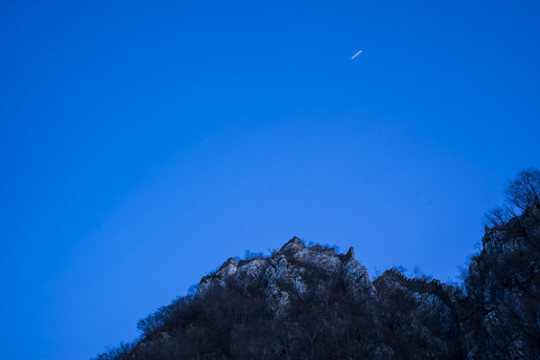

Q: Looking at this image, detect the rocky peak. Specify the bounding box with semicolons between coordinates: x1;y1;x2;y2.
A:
197;237;374;315
343;246;354;260
278;236;305;254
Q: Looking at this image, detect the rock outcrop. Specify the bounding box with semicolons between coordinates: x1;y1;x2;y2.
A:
198;237;374;317
464;205;540;359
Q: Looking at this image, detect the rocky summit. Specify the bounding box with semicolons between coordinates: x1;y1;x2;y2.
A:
197;237;374;318
96;205;540;360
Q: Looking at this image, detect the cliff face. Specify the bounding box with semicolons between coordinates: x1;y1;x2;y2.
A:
464;206;540;359
95;206;540;360
370;205;540;360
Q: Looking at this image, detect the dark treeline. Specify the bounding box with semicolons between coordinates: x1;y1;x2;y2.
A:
96;268;461;360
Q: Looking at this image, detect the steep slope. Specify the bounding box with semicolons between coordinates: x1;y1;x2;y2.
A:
464;205;540;359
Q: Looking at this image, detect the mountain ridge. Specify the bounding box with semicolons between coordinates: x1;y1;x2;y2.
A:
95;205;540;360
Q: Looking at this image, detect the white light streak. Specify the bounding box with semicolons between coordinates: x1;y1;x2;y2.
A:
351;50;363;59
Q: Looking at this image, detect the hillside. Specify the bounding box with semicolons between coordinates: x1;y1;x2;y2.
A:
96;205;540;360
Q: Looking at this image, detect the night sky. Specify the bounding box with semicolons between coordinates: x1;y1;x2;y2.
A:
1;1;539;359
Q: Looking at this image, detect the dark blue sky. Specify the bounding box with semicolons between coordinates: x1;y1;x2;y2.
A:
1;1;539;359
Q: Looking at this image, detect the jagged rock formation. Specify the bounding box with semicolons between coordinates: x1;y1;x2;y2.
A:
374;269;469;354
198;237;373;317
464;205;540;359
95;205;540;360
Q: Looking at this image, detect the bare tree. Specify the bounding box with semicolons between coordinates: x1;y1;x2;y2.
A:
504;167;540;211
483;168;540;229
482;205;513;227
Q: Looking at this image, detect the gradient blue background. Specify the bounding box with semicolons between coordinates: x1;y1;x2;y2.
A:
1;1;539;359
